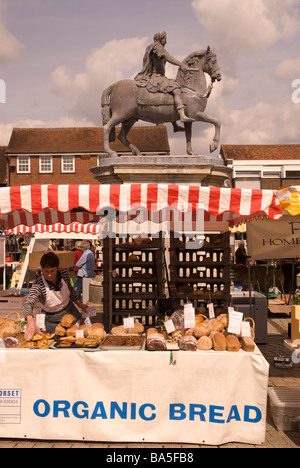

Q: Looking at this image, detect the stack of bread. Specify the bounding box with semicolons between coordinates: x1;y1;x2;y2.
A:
54;314;106;348
183;314;255;352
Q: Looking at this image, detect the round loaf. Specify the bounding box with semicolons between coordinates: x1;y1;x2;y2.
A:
197;336;213;350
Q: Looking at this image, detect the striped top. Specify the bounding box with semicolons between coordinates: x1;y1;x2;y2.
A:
23;268;78;318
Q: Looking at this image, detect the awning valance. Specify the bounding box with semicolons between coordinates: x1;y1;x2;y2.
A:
0;184;283;231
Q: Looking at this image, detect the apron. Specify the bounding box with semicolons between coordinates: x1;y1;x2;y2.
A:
42;276;81;333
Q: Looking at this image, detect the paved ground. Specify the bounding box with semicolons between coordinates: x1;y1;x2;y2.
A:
0;310;299;449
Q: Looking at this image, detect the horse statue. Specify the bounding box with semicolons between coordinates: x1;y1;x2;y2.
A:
101;46;222;158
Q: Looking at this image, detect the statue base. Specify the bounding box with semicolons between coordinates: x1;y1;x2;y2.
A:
90;154;232;187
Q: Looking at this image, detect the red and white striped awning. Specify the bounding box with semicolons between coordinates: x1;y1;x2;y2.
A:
6;222;103;236
0;184;283;232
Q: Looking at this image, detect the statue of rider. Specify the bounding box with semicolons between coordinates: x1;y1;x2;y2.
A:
134;31;194;123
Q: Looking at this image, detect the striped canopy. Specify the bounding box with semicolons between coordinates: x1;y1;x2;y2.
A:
0;184;283;233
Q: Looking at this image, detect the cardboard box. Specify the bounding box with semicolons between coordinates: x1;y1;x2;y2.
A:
0;289;42;318
28;251;75;271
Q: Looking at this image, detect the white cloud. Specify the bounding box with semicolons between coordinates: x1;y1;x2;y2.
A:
51;37;149;123
192;0;299;54
0;0;24;61
275;57;300;82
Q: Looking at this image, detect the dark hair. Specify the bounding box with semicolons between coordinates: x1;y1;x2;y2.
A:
40;252;59;269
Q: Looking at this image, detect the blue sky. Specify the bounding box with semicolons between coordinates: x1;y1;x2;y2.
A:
0;0;299;154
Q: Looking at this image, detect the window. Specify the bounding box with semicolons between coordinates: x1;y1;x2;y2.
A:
39;156;53;173
286;171;300;179
17;156;30;173
62;156;75;173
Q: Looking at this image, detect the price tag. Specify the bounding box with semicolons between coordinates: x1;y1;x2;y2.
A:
82;306;97;319
123;317;135;329
241;321;251;337
208;303;215;318
76;329;84;339
184;304;195;328
36;314;46;331
165;319;175;334
85;317;92;330
227;310;243;335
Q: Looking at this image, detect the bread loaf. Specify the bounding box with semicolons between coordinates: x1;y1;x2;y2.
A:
226;335;241;352
147;333;167;350
241;337;255;352
209;318;224;332
66;325;78;337
55;324;66;337
61;314;75;329
193;323;211;338
212;332;226;351
197;336;213;350
179;335;198;351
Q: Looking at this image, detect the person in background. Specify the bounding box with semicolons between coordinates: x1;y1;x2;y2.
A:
73;241;95;299
74;241;83;275
235;241;247;265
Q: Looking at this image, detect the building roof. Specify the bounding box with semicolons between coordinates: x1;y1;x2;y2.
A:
6;125;170;155
221;144;300;161
0;146;7;185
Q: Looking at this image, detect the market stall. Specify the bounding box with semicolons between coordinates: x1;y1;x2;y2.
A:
0;184;282;445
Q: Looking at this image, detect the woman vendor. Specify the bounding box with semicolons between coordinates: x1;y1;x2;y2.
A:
24;252;88;340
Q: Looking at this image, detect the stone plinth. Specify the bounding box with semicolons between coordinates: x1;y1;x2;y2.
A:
90;155;232;187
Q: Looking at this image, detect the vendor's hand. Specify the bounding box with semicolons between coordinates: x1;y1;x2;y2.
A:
75;300;88;312
24;317;42;342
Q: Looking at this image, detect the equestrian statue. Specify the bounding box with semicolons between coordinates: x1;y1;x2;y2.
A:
101;31;222;157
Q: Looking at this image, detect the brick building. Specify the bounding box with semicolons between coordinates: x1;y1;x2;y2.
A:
4;125;170;187
0;147;7;187
221;144;300;190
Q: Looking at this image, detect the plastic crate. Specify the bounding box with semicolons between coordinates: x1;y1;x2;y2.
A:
268;387;300;432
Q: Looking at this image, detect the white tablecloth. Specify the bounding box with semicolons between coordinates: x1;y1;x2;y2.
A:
0;346;269;445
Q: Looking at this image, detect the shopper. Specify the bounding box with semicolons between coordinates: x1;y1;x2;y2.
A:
73;241;95;299
235;241;247;265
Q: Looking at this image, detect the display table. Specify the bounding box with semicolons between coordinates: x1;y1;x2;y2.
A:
0;346;269;446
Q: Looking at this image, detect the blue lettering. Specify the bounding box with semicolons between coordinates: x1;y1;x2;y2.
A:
226;405;241;423
244;406;262;423
110;401;127;419
189;404;206;421
209;406;225;424
131;402;137;420
91;402;108;420
53;400;71;418
139;403;156;421
169;404;186;420
72;401;89;419
33;399;50;418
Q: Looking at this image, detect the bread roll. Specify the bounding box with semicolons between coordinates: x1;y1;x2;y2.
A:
61;314;75;329
55;324;66;337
